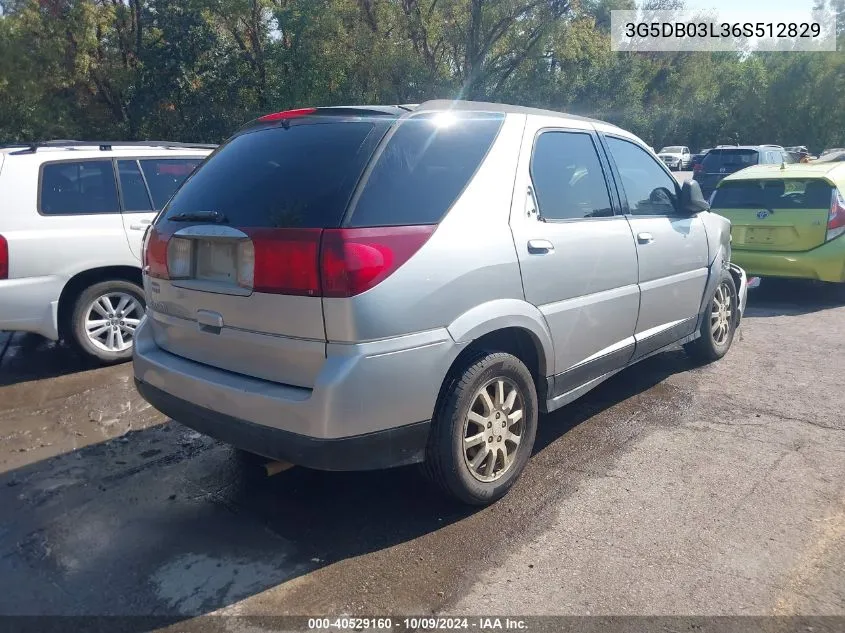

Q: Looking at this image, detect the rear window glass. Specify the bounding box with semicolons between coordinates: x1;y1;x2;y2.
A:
40;160;119;215
162;122;384;228
712;179;833;210
348;112;504;227
702;149;759;170
139;159;203;209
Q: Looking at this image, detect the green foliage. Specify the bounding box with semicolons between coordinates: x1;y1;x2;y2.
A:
0;0;843;152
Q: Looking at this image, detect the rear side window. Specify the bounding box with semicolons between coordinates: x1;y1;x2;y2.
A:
702;149;759;170
162;122;383;228
348;112;504;227
139;159;202;209
712;179;833;210
40;160;119;215
530;131;613;220
118;160;153;211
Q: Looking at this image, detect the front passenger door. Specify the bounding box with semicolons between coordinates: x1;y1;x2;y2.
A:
603;135;709;360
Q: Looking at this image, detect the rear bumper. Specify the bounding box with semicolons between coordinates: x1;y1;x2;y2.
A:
135;379;430;470
730;263;748;321
133;315;458;470
731;240;845;283
0;276;63;340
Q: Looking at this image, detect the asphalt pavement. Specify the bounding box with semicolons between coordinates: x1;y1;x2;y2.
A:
1;279;843;626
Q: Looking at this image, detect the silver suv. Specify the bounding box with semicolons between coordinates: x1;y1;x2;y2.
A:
0;141;213;362
133;101;748;505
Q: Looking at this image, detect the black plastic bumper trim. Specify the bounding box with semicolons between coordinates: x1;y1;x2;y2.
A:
135;379;430;471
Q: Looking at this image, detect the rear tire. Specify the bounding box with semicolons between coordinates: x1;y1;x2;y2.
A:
70;279;145;364
684;270;738;362
422;352;538;506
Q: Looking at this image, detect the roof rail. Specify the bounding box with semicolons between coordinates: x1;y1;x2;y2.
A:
9;140;218;155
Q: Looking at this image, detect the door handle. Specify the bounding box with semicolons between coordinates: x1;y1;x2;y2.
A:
527;239;555;253
129;219;152;231
637;232;654;244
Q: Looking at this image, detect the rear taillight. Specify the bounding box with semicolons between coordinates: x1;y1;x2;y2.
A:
693;163;703;173
144;227;170;279
0;234;8;280
140;224;435;297
320;225;436;298
246;228;322;296
827;188;845;242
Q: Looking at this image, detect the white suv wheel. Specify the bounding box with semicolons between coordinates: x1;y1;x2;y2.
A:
84;292;143;353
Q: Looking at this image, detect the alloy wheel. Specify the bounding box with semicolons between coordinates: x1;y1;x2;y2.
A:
463;377;526;483
84;292;143;353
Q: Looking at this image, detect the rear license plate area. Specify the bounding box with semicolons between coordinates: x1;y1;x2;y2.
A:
745;228;775;244
195;240;237;282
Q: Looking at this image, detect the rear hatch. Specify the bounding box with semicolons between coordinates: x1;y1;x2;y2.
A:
695;148;759;196
143;108;504;387
143;111;395;387
711;177;835;252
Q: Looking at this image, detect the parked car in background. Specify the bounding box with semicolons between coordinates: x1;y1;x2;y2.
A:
133;100;747;506
785;145;813;157
691;148;711;175
820;148;845;157
709;162;845;284
694;145;796;199
814;150;845;163
0;141;213;362
657;145;692;171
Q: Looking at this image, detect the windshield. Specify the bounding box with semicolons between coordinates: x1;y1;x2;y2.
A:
712;179;833;210
660;146;683;153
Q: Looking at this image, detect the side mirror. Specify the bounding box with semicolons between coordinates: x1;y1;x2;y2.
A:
679;179;709;215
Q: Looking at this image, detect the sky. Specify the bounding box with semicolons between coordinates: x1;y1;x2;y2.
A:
680;0;821;20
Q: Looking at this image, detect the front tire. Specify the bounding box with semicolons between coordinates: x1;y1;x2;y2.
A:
422;352;538;506
70;279;145;363
684;270;738;362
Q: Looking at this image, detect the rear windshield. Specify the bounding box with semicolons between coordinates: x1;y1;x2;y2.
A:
712;179;833;210
159;112;503;229
702;149;759;170
347;111;504;227
160;121;386;228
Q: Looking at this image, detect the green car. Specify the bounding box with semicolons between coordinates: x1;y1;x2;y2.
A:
709;162;845;283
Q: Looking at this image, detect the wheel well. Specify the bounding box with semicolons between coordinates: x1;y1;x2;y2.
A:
57;266;143;339
442;327;545;400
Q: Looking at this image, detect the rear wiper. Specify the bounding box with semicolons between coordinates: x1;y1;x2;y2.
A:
168;210;228;223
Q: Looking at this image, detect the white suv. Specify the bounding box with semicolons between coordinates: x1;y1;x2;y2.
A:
0;141;213;362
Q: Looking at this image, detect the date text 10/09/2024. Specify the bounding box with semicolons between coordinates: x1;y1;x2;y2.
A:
307;617;529;631
624;22;822;39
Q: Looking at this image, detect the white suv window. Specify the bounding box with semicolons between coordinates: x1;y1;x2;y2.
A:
39;160;119;215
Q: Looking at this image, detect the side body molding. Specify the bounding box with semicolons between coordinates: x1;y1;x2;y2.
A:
447;298;555;378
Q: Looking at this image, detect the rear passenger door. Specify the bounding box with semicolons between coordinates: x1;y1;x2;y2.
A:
36;159;130;275
117;157;202;260
602;135;709;360
510;119;640;396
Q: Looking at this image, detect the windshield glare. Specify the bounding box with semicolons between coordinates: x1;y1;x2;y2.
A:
660;146;683;153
